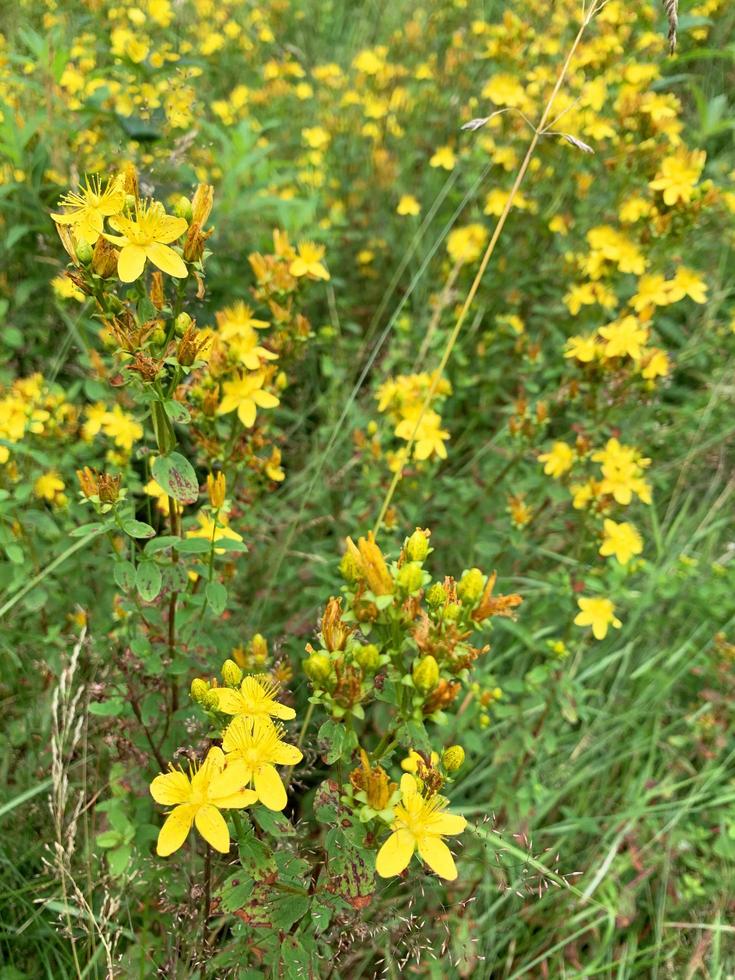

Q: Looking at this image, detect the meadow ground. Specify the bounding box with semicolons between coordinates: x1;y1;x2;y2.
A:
0;0;734;977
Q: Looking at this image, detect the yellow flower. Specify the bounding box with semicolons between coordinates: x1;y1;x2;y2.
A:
574;596;622;641
641;348;670;380
150;747;256;856
539;441;575;479
401;750;439;774
395;409;449;461
217;372;280;428
264;447;285;482
397;194;421;216
598;316;648;360
446;223;488;264
375;774;466;881
593;438;652;505
666;267;708;304
631;273;675;312
52;174;125;245
34;471;65;503
106;201;188;282
221;716;303;811
186;512;243;554
289;242;329;280
649;149;706;206
429;145;456;170
564;334;598;363
210;674;295;721
599;519;643;565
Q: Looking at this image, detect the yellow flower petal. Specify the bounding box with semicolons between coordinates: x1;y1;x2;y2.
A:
214;789;259;808
208;759;250;801
210;687;247;715
376;828;415;878
150;769;191;805
254;763;287;811
157;803;195;856
271;741;303;766
117;244;147;282
153;214;189;244
194;804;231;853
146;242;187;279
252;389;280;409
237;399;257;428
418;835;458;880
425;812;467;836
399;773;418;797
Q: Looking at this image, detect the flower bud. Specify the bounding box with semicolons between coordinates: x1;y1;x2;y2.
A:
458;568;485;603
124;193;137;212
174;195;193;222
207;471;226;509
251;633;268;662
442;745;465;772
76;240;93;265
405;528;430;562
175;312;192;337
221;659;242;686
304;652;332;685
92;237;119;278
426;582;447;607
397;561;423;594
190;677;210;703
339;550;361;583
412;655;439;694
150;271;165;309
355;643;380;674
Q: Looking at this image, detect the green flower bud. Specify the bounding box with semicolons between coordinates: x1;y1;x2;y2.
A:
412;655;439;694
405;528;430;562
355;643;380;674
174;195;193;222
221;659;242;686
442;745;465;772
304;652;332;685
190;677;210;703
426;582;447;607
150;326;166;346
397;561;423;594
124;194;137;212
458;568;485;603
76;240;93;265
443;604;461;622
175;312;192;337
339;550;361;583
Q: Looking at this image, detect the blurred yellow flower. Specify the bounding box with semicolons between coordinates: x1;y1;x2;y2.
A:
574;596;622;640
599;519;643;565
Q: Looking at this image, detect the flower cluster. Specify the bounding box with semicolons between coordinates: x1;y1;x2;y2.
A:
151;672;302;854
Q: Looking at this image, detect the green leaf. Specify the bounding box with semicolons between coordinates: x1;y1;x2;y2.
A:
175;537;212;554
96;830;121;849
271;894;310;931
144;535;182;554
88;697;125;717
205;580;227;615
107;844;132;877
69;522;107;538
122;519;156;539
253;808;296;837
151;452;199;505
318;719;355;764
113;560;136;592
208;536;248;553
136;562;162;602
5;544;24;565
163;400;191;423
